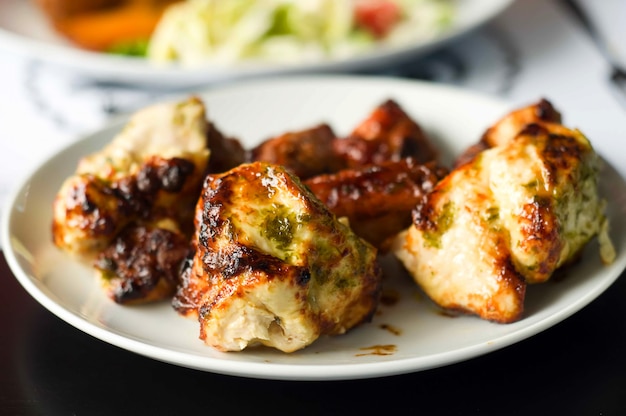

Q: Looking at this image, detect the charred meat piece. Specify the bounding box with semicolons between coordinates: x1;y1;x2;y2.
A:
95;220;190;304
305;158;448;251
52;97;212;305
248;123;343;180
174;162;382;352
393;119;614;323
333;99;438;169
52;96;209;259
455;98;562;167
52;156;197;257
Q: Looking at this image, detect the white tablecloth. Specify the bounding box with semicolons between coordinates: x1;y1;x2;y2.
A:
1;0;624;241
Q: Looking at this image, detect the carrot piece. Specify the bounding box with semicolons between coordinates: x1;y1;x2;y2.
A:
52;2;177;51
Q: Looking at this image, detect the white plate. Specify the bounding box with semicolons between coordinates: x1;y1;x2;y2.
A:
0;0;513;87
3;76;626;381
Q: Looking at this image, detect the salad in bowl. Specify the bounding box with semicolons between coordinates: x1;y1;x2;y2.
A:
147;0;454;66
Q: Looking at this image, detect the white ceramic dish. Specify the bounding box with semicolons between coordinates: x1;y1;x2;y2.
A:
3;76;626;381
0;0;514;87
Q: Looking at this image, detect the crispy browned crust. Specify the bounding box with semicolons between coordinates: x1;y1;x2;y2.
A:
482;98;562;148
95;223;190;304
249;123;344;180
52;155;200;254
507;122;589;282
454;98;562;168
333;99;438;168
305;158;448;251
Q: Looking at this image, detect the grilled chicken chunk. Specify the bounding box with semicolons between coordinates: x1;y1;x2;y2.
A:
305;158;448;251
249;99;439;180
52;96;209;257
249;123;343;180
52;96;212;303
174;162;382;352
247;100;446;251
333;99;438;169
393;120;614;323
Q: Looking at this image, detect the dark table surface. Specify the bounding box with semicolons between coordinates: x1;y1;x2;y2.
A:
2;250;626;416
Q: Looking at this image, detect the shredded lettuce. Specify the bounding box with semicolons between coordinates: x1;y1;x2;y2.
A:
147;0;453;66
